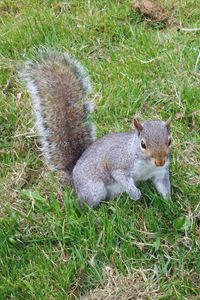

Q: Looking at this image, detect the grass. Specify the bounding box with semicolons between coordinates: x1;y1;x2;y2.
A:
0;0;200;299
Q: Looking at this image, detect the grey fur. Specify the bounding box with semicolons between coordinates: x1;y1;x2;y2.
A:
73;123;171;207
21;50;95;174
21;51;172;207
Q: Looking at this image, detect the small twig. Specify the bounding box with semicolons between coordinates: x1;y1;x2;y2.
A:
120;72;135;83
133;48;179;65
173;85;183;108
133;55;161;64
194;52;200;72
14;130;37;138
178;27;200;32
2;78;12;96
41;250;57;266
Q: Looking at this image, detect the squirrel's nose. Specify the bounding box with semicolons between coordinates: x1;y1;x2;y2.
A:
154;158;166;167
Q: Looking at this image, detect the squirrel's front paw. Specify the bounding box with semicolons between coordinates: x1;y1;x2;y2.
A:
130;188;141;201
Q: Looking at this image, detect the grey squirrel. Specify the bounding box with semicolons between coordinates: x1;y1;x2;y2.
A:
22;50;172;207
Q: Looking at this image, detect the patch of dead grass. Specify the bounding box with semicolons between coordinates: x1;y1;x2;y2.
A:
81;267;163;300
0;162;47;215
1;162;28;203
179;141;200;185
131;0;176;27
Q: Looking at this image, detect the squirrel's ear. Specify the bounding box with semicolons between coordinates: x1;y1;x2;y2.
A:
165;116;172;129
133;118;143;132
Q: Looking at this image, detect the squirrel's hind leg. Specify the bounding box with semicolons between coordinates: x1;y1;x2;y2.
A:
106;182;123;200
76;180;107;207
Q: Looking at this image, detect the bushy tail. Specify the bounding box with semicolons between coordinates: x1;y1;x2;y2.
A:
22;50;95;174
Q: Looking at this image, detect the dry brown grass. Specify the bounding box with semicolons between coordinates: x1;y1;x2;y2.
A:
81;267;164;300
179;141;200;185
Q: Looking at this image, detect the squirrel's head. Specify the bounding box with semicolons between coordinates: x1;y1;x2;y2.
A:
133;117;172;167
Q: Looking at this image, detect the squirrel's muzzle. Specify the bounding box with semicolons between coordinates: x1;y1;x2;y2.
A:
153;157;166;167
152;156;167;167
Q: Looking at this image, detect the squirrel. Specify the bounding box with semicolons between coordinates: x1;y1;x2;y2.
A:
22;50;172;207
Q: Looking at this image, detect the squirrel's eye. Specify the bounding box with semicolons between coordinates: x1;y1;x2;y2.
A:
168;139;172;147
141;140;146;150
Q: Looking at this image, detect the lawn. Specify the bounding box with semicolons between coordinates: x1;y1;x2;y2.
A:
0;0;200;299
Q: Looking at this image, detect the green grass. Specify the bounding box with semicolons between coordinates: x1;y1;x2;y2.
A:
0;0;200;299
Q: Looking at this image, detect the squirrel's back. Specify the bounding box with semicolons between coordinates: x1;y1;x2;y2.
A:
22;51;95;173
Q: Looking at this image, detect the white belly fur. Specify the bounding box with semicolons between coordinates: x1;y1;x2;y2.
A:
132;159;168;183
106;160;168;199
